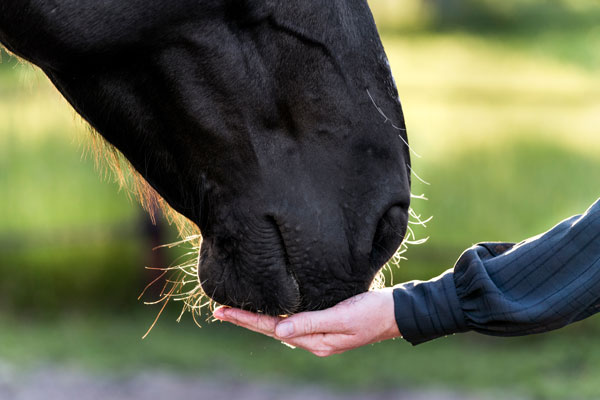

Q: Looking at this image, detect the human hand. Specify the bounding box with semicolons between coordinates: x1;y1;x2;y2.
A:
213;288;401;357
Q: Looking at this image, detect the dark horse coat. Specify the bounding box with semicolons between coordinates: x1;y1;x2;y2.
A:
0;0;412;315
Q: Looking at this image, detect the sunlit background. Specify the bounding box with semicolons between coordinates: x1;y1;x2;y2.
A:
1;1;599;399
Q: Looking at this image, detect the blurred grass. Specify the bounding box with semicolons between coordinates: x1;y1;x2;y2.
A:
1;313;600;400
1;1;600;398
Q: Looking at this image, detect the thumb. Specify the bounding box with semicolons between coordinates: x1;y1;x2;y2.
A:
275;308;347;338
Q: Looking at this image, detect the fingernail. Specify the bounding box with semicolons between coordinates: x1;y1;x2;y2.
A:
276;322;294;338
213;308;228;319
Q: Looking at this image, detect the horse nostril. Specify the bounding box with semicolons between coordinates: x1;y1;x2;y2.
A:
369;205;408;268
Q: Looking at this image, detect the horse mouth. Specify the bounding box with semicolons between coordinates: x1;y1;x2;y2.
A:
197;202;409;316
268;216;303;306
197;218;303;316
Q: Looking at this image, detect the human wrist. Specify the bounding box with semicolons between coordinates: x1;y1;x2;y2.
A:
377;288;402;340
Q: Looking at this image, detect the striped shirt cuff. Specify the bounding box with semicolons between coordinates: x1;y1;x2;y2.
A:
393;269;469;345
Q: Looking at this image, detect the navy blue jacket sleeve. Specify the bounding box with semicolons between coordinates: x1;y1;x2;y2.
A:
393;199;600;345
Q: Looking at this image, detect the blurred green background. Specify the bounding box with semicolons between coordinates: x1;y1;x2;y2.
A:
1;1;599;399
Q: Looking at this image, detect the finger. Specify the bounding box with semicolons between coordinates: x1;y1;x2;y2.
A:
281;333;354;357
275;308;350;339
214;307;282;337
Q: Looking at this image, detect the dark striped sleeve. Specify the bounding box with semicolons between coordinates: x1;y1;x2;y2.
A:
393;198;600;346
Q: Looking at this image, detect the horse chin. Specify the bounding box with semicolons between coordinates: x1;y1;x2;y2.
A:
198;255;302;316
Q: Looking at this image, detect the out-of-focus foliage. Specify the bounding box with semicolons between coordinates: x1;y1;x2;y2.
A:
0;47;176;314
377;30;600;281
371;0;600;69
372;0;600;31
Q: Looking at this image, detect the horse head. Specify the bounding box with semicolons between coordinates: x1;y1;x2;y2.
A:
0;0;411;315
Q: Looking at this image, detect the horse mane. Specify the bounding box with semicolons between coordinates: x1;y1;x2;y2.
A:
84;126;200;240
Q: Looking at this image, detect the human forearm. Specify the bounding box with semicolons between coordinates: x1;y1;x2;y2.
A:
394;198;600;345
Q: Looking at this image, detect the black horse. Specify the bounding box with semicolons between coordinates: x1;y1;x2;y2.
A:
0;0;411;315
